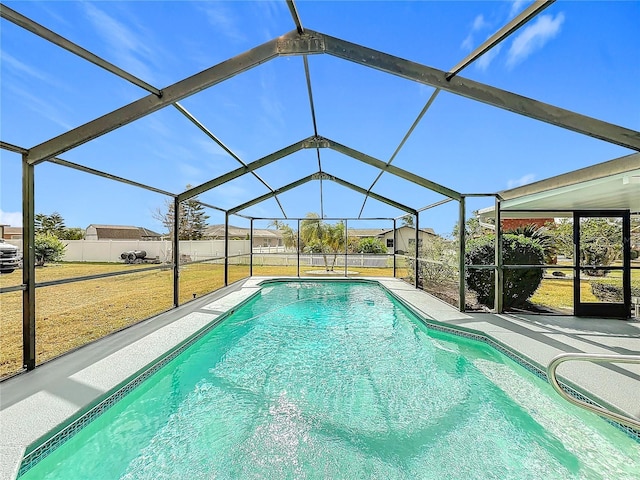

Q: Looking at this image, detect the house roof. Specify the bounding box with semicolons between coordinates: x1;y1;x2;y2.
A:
204;224;281;239
347;229;388;238
87;224;162;239
379;226;436;236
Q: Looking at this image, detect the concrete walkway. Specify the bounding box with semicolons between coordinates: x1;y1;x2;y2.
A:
1;277;639;479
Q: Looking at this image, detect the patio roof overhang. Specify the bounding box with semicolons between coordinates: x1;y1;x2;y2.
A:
478;152;640;218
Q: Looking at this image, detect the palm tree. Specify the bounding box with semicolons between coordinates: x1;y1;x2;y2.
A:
268;219;297;252
301;213;327;267
300;213;346;271
401;214;415;227
325;221;346;271
280;224;297;252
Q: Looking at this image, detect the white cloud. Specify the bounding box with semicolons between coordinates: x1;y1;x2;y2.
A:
507;13;565;68
82;3;157;81
5;82;74;130
473;14;489;31
507;173;536;189
198;3;245;43
509;0;527;19
0;210;22;227
461;14;490;51
476;44;502;71
1;50;49;82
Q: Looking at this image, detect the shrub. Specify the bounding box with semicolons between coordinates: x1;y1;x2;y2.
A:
591;282;640;303
407;237;457;285
356;237;386;254
465;234;544;309
34;234;66;266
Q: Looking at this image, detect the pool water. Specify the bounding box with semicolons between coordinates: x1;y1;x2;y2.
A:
21;281;639;479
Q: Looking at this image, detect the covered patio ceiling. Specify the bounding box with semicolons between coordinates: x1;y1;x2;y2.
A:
479;152;640;218
1;1;639;224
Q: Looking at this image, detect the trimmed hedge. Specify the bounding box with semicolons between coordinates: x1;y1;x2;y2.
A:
465;234;544;309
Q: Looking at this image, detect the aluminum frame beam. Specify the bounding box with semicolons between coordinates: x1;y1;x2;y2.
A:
228;172;416;215
179;135;461;207
0;3;161;96
26;32;296;164
329;174;416;214
320;31;640;151
446;0;556;80
177;138;308;202
228;175;316;214
286;0;304;34
172;102;287;217
1;141;178;197
358;88;441;217
323;138;462;200
2;3;288;215
26;28;640;166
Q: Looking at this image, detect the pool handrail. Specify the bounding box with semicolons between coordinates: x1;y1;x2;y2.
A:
547;352;640;430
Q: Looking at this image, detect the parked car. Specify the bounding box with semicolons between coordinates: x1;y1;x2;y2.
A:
0;240;20;273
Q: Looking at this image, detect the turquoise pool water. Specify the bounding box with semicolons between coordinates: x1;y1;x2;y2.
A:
21;281;639;479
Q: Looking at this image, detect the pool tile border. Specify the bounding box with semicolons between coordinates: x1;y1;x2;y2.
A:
15;279;640;477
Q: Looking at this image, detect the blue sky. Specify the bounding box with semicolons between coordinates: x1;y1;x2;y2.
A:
1;0;638;236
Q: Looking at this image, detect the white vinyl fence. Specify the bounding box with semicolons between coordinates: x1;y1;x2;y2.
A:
61;240;251;263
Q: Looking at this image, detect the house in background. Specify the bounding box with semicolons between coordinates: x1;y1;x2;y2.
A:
379;226;437;254
204;224;282;248
85;225;163;241
348;226;437;254
1;226;23;240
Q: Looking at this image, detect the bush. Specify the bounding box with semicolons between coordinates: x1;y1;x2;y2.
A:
465;234;544;309
591;282;640;303
356;237;386;254
34;234;66;266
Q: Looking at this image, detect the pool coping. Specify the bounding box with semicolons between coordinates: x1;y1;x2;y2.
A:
2;277;639;479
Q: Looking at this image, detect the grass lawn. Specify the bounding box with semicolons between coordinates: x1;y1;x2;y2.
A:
0;262;253;378
530;278;597;313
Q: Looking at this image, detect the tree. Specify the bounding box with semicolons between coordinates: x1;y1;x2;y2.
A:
400;214;415;227
268;220;298;251
506;224;556;265
579;218;622;276
154;186;209;240
546;219;573;259
35;212;84;240
35;212;66;237
452;210;493;240
59;227;84;240
34;234;66;266
547;218;623;276
354;237;386;254
300;213;345;271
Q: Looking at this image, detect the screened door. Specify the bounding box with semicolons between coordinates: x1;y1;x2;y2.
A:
574;211;631;318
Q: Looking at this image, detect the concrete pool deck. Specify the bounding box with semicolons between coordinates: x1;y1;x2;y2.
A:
1;276;639;479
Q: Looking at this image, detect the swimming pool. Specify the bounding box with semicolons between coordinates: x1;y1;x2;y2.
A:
18;280;640;479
